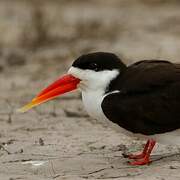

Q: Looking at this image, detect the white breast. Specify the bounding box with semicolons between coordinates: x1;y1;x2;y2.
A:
82;90;105;121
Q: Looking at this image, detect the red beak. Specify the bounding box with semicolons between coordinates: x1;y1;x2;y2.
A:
18;74;80;112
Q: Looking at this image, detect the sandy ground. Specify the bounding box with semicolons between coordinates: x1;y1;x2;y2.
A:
1;0;180;179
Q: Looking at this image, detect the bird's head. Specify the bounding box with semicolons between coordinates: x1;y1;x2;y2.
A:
19;52;126;112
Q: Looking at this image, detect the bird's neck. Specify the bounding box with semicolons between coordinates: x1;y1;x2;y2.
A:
81;88;106;120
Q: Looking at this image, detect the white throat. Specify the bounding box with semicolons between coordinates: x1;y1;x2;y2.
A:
68;67;119;120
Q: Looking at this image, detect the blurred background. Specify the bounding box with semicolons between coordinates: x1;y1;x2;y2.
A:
1;0;180;98
1;0;180;179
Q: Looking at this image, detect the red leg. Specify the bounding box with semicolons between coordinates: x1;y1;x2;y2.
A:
128;140;150;159
129;139;156;165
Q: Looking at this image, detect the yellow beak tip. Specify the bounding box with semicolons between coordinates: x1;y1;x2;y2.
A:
16;106;31;113
17;100;38;113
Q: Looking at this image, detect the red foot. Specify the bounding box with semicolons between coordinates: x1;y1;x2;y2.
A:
129;157;151;165
127;139;156;166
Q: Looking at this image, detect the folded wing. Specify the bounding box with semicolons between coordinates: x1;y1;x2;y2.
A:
102;60;180;135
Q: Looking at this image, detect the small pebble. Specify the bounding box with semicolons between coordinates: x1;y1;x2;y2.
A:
39;138;44;146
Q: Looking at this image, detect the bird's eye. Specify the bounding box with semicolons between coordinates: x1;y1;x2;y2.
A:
89;63;99;71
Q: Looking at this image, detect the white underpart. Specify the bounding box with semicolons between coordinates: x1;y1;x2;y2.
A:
68;67;180;145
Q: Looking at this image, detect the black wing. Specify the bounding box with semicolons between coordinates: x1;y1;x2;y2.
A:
102;60;180;135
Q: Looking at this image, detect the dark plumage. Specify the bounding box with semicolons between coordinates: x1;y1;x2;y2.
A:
72;52;126;71
102;60;180;135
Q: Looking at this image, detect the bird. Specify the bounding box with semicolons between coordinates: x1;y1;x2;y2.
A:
19;52;180;165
